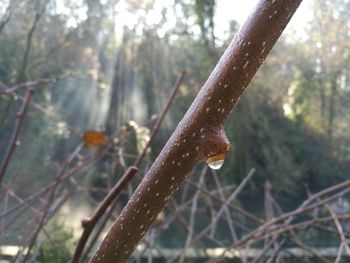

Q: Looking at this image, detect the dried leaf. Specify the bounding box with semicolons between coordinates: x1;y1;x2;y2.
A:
83;131;108;148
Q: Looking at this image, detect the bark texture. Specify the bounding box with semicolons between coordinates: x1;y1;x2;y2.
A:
90;0;303;262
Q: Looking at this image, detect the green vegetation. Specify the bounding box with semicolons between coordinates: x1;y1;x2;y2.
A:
34;220;74;263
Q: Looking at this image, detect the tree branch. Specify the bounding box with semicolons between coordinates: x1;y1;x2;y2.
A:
16;2;47;82
0;88;34;184
0;75;70;95
71;71;185;262
70;166;138;263
89;1;303;262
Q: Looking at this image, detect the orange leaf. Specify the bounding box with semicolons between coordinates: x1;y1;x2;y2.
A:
83;131;108;148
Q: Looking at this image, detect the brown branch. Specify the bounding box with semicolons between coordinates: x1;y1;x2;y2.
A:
89;1;303;262
325;204;350;256
211;170;238;242
0;88;34;184
79;200;119;263
210;187;350;262
0;75;70;95
10;145;81;262
27;28;76;70
70;166;138;263
20;145;82;262
253;214;350;247
7;91;82;137
16;3;47;82
226;180;350;253
71;71;185;263
186;179;262;224
4;182;72;259
249;236;278;263
167;168;255;263
179;169;205;263
0;146;106;220
290;237;332;263
133;70;186;167
266;238;287;263
335;243;345;263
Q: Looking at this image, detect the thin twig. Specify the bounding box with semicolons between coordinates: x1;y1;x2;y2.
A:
232;182;350;250
186;178;262;224
70;166;138;263
21;144;82;262
249;236;278;263
133;70;186;167
71;71;186;263
290;237;332;263
211;170;238;242
1;75;69;95
325;204;350;256
79;199;119;263
335;243;344;263
179;168;205;263
266;237;287;263
209;186;350;262
0;147;106;220
169;168;255;263
0;88;34;184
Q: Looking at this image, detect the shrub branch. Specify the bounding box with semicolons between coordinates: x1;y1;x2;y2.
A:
89;1;303;262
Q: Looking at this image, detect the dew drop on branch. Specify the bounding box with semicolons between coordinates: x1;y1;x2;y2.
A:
205;153;225;170
207;159;224;170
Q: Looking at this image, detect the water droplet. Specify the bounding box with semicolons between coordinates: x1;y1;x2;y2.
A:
207;159;224;170
206;153;226;170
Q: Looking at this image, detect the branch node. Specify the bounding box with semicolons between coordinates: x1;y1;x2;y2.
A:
198;126;231;164
82;217;92;228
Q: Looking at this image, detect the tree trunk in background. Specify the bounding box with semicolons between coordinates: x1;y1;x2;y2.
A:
90;1;303;262
327;74;339;146
106;50;123;135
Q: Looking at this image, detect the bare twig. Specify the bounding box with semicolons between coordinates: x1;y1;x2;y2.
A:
209;186;350;262
266;237;287;263
0;75;70;95
71;71;186;263
20;144;82;262
335;243;344;263
134;70;186;167
0;146;107;220
210;170;238;242
249;236;278;263
325;204;350;256
16;2;47;82
290;237;332;263
0;88;34;184
229;181;350;252
186;178;262;224
79;199;119;263
70;166;138;263
169;168;255;263
179;168;205;263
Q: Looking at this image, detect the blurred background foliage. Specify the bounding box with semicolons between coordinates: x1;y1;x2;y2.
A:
1;0;350;256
